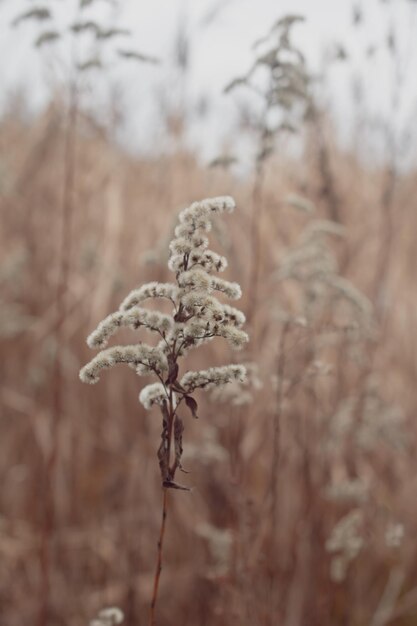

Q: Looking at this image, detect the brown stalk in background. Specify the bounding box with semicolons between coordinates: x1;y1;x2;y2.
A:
224;16;310;331
39;81;78;626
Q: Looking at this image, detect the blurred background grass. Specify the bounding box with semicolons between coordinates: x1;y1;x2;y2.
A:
1;1;417;625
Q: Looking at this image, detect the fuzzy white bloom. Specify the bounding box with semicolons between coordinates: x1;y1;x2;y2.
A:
80;196;248;490
139;382;167;409
79;344;168;384
285;193;315;213
179;196;235;225
173;223;210;249
201;196;235;214
300;219;346;244
119;282;178;311
210;277;242;300
180;364;246;393
210;362;262;406
169;234;209;256
196;522;233;578
326;392;404;453
326;510;363;556
168;250;228;274
278;243;337;282
90;607;124;626
185;425;228;464
180;213;212;232
81;194;248;449
219;304;246;327
326;509;364;582
174;223;201;239
181;291;223;316
187;250;228;273
385;523;404;548
324;479;368;505
178;269;212;292
215;324;249;349
277;213;374;336
326;275;373;319
167;254;186;273
329;556;348;584
180;318;249;351
87;309;173;348
179;203;212;230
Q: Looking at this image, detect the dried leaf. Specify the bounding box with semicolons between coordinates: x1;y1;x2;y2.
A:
209;155;238;169
272;15;305;33
13;8;51;28
162;480;191;491
77;58;102;72
185;395;199;419
70;21;99;35
224;76;247;94
35;31;60;47
96;28;130;40
117;49;160;64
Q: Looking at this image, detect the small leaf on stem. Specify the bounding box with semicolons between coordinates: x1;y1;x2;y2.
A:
185;395;199;419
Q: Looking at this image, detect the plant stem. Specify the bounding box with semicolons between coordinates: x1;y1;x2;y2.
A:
271;322;289;533
149;489;168;626
38;79;78;626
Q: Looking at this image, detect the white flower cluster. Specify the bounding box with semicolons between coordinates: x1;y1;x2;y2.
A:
90;607;124;626
79;344;168;384
210;362;263;406
139;382;167;409
224;15;310;160
277;216;372;331
385;523;404;548
80;197;248;416
87;309;173;349
324;479;369;505
164;197;248;354
326;509;364;582
328;389;406;452
180;365;246;394
285;193;315;214
120;282;178;311
196;522;233;578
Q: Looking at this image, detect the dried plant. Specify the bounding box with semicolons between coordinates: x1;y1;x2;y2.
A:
325;509;364;582
2;4;417;625
80;196;248;623
9;5;161;624
224;14;311;325
274;203;407;594
12;0;159;72
90;607;124;626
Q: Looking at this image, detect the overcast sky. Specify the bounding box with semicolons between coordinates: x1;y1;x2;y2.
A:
1;0;416;161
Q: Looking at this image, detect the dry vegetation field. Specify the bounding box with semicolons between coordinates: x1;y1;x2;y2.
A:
1;3;417;626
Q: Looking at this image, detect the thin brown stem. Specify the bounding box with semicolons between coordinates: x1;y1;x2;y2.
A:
38;80;78;626
149;489;168;626
246;79;273;330
271;322;289;533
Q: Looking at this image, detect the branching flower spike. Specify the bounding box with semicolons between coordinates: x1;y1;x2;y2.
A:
80;196;248;490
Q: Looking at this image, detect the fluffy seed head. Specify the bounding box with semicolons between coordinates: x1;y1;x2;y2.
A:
139;383;167;409
119;282;178;311
180;364;247;393
79;344;168;384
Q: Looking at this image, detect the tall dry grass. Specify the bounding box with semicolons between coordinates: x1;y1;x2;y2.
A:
1;89;417;626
